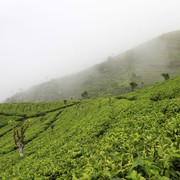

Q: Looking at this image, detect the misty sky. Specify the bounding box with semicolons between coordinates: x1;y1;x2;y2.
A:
0;0;180;102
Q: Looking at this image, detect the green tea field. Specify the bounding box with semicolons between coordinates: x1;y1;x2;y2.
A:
0;76;180;179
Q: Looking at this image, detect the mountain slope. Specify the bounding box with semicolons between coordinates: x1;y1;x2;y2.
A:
0;76;180;179
6;30;180;102
117;75;180;101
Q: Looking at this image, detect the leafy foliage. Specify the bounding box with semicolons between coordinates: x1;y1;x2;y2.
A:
129;82;138;91
0;76;180;179
161;73;170;80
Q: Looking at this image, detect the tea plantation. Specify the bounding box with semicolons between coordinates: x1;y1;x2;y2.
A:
0;76;180;179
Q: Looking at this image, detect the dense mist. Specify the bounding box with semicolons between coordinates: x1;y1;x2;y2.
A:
1;0;180;102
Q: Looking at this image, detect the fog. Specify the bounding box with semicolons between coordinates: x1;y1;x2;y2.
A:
0;0;180;102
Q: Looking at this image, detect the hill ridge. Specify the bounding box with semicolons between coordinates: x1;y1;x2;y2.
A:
5;30;180;102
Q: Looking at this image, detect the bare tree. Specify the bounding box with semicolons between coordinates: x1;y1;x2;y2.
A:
13;122;28;157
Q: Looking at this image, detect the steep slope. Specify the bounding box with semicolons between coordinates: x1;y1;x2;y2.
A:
117;75;180;101
6;30;180;102
0;76;180;179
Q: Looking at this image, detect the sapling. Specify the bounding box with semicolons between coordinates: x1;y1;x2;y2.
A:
108;97;112;106
75;100;83;115
63;99;67;108
13;121;28;157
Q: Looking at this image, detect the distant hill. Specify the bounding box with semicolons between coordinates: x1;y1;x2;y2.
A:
0;76;180;179
6;30;180;102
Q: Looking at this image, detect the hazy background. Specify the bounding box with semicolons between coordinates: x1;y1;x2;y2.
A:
0;0;180;102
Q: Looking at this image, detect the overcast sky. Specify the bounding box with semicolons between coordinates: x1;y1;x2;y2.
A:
0;0;180;102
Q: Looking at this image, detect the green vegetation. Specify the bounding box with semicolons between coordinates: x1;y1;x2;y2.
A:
6;30;180;102
129;82;138;91
117;76;180;101
161;73;170;81
0;76;180;179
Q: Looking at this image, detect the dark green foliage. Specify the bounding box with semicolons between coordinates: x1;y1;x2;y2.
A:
130;82;138;91
162;73;170;80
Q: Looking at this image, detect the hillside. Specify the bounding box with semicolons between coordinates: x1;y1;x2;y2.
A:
6;30;180;102
0;76;180;179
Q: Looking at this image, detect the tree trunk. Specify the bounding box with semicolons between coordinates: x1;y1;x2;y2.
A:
17;142;24;157
19;147;24;157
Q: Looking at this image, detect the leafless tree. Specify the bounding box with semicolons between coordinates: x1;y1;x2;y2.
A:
13;122;28;157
